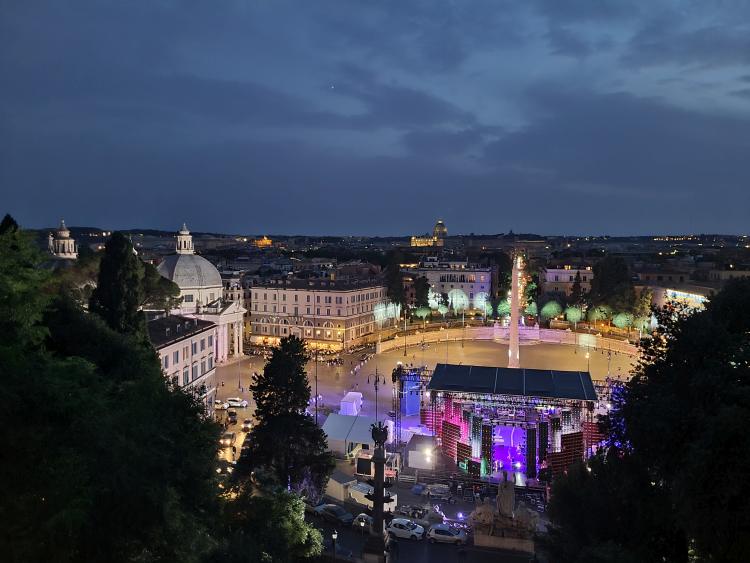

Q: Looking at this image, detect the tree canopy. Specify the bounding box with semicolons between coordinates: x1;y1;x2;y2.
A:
413;275;430;308
89;232;147;339
548;280;750;562
589;256;635;313
0;218;221;563
245;336;334;494
541;300;563;320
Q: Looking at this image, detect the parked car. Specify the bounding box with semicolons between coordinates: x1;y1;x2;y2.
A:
226;410;238;425
241;419;253;432
427;523;467;545
312;504;354;526
226;397;249;408
214;400;229;410
353;513;374;533
219;431;236;448
385;518;424;540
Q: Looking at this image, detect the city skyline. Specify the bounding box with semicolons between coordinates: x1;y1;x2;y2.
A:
3;2;750;235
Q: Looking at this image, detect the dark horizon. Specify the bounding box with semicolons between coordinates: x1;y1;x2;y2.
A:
3;2;750;236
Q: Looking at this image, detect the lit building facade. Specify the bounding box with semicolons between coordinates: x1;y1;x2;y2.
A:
248;278;396;350
47;220;78;259
404;258;494;311
148;314;218;409
410;219;447;247
541;265;593;296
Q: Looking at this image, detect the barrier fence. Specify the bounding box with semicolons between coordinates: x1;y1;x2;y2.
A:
375;325;638;357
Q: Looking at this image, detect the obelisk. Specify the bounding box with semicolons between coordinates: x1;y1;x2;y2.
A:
508;254;521;368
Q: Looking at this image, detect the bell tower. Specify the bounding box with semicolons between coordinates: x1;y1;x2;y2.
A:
176;223;194;255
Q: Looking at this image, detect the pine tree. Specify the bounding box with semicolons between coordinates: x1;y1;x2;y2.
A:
89;232;146;338
245;336;333;493
251;335;311;420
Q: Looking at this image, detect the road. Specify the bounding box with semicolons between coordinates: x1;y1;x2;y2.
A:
215;339;635;427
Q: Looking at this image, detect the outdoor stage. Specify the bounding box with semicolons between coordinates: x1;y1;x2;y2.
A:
393;363;615;483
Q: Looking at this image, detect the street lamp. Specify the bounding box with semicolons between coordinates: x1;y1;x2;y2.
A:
332;530;338;560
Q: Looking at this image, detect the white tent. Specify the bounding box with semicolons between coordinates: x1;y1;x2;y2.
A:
322;413;378;457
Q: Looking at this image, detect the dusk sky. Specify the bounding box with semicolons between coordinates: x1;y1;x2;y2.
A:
2;1;749;236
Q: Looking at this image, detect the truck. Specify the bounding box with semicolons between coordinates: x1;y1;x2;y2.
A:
354;451;402;481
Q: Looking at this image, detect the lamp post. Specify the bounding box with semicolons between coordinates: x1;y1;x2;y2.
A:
332;530;338;561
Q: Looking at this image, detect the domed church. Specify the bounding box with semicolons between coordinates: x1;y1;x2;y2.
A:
157;224;246;363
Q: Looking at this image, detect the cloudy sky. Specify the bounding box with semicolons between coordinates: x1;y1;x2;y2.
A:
2;1;749;236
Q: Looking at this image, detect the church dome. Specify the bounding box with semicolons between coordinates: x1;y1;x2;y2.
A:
157;254;222;290
433;220;448;239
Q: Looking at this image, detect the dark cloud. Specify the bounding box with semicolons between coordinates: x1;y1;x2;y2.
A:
483;86;750;226
622;8;750;69
401;128;486;157
2;1;749;235
545;26;594;58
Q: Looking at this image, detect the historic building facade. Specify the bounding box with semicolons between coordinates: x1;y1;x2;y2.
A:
248;278;393;350
157;225;246;362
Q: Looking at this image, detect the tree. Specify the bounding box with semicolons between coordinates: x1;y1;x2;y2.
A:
587;304;611;325
385;251;406;308
550;280;750;562
246;336;334;493
546;451;686;563
497;299;511;317
0;222;222;563
541;300;563;321
612;312;634;330
569;270;585;305
142;261;182;312
414;306;431;328
565;306;583;326
413;276;430;309
0;215;51;347
212;489;323;563
89;232;146;339
609;280;750;561
524;301;537;316
589;256;634;312
251;335;311;418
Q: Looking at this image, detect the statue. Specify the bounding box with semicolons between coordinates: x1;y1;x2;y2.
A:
371;422;388;447
496;471;515;519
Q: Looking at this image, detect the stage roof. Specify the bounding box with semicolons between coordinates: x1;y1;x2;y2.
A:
428;363;597;401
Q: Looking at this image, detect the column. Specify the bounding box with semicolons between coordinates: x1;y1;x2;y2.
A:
234;321;241;357
237;321;243;356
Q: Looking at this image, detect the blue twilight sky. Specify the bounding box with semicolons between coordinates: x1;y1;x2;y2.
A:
1;1;749;236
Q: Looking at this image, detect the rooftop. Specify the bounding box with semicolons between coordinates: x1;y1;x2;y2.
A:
147;314;215;349
428;363;597;401
252;277;384;291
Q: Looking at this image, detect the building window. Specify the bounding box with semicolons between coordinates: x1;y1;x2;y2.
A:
208;355;213;370
200;338;206;351
173;350;179;364
317;308;320;315
184;294;194;302
192;342;197;355
192;363;198;381
201;360;206;375
183;367;189;386
209;292;215;301
183;345;189;359
208;335;213;347
163;355;169;369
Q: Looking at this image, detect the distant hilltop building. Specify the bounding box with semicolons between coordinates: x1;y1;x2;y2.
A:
252;235;273;248
47;220;78;260
410;219;447;247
